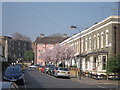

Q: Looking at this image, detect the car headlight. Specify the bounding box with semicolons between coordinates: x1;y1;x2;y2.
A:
18;74;24;79
4;76;8;80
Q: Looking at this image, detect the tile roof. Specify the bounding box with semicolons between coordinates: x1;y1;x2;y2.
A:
35;37;69;44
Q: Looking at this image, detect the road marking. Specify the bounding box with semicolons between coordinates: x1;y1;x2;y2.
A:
24;76;27;89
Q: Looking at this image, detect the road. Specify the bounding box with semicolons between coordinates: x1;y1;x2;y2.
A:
19;68;118;89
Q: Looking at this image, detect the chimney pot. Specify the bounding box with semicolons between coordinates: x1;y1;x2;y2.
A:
63;34;67;38
40;34;44;38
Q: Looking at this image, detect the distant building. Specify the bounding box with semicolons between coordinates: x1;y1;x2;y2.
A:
10;39;32;62
60;16;120;75
0;36;32;63
0;36;12;62
34;34;69;65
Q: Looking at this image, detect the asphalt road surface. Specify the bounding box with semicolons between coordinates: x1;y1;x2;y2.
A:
18;68;118;89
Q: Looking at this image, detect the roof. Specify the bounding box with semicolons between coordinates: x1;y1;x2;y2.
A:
60;15;120;45
35;36;69;44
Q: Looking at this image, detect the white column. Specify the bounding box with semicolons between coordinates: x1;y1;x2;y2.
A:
99;55;103;72
77;58;80;68
87;59;90;71
88;59;90;71
72;58;75;66
90;56;94;71
82;58;85;71
97;55;101;72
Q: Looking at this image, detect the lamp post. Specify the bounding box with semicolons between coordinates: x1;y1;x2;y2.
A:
70;25;82;80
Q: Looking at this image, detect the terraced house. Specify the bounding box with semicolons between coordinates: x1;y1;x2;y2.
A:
60;16;120;75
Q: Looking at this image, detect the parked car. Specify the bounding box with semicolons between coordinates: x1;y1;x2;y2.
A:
41;66;45;73
54;67;70;78
38;66;43;71
53;67;58;76
3;66;24;85
49;66;56;75
28;65;37;69
2;81;18;90
45;64;55;74
44;67;49;74
46;64;55;67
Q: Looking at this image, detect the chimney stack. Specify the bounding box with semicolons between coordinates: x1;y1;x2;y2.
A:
63;34;67;38
40;34;44;38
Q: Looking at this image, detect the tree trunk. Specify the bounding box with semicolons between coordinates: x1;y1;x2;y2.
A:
56;61;57;67
63;60;65;67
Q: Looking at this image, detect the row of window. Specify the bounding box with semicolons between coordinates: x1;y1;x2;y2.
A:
84;56;106;70
11;47;27;51
12;42;27;47
70;30;109;53
38;43;52;47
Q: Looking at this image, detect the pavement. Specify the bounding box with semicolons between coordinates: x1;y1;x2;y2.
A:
71;76;119;85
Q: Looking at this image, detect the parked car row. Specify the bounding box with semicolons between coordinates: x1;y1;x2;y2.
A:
38;64;70;79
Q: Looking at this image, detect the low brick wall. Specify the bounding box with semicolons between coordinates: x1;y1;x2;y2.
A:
68;67;120;80
69;70;78;77
68;67;80;77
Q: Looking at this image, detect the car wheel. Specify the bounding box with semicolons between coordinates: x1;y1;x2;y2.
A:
68;77;71;79
19;79;24;85
55;74;58;78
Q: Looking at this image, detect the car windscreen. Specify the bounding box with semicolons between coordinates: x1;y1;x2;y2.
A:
46;65;55;67
5;67;22;74
16;64;22;68
59;68;68;71
40;66;43;68
50;67;55;69
55;67;58;70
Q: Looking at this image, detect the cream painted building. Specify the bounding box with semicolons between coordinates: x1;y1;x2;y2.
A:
60;16;120;75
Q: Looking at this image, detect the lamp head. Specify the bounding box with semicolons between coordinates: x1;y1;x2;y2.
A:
70;26;77;28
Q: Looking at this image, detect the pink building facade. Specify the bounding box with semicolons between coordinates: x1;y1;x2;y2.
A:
34;34;69;66
36;43;55;66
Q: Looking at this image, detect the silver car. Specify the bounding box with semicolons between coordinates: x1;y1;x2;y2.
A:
54;67;70;78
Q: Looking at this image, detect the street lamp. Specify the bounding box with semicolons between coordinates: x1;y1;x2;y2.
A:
70;25;82;80
70;26;81;32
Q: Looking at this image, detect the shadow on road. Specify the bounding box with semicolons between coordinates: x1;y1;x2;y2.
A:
56;76;70;79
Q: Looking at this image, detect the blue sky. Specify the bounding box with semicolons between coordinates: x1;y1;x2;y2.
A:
2;2;118;41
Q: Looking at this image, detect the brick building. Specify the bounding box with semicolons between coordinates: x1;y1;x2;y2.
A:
0;36;32;63
34;34;69;65
10;39;32;62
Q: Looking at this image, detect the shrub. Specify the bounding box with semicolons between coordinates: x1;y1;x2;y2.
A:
73;64;77;68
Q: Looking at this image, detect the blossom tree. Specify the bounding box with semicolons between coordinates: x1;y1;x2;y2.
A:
58;44;75;67
41;49;53;63
41;44;75;67
51;44;62;66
